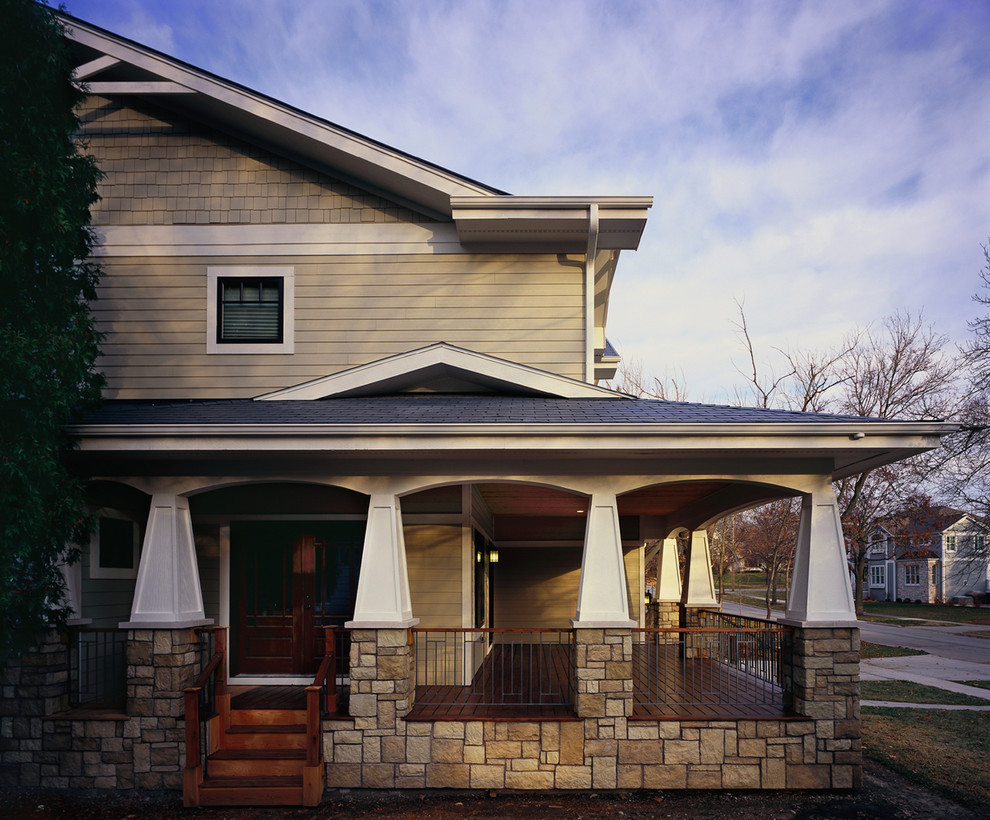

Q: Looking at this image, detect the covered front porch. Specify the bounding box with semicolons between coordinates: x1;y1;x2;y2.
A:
44;381;950;800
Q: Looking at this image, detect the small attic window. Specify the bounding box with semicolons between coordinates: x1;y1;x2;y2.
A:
207;267;294;354
219;277;282;342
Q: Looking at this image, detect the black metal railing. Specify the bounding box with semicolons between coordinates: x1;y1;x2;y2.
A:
632;622;793;713
413;629;574;712
67;627;128;709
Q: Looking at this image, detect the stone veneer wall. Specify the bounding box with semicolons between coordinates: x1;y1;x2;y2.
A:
2;625;860;792
323;625;861;791
0;628;201;790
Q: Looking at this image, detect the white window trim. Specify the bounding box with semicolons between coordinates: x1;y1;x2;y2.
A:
904;564;920;586
207;266;294;354
870;565;886;587
89;510;140;580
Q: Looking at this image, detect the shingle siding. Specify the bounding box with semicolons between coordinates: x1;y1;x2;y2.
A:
78;96;427;226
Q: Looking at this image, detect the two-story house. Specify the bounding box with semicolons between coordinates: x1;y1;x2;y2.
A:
863;508;988;605
1;11;955;806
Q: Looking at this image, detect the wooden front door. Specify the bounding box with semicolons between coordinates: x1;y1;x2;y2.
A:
231;521;363;676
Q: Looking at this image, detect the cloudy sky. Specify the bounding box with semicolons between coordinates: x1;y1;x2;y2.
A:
63;0;990;402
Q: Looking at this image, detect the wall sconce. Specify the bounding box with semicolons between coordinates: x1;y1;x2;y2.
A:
644;592;653;605
476;550;483;564
488;548;499;564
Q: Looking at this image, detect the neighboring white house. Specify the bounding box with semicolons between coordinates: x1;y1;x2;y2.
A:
940;514;990;602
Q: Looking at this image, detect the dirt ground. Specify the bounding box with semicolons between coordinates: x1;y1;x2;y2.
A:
2;760;984;820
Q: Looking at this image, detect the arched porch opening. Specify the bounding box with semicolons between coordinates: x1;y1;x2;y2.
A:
186;481;369;681
617;479;802;621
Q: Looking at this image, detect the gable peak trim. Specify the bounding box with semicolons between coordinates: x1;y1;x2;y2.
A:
254;343;628;401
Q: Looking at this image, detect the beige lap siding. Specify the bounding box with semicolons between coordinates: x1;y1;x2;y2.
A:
494;546;642;628
93;254;585;399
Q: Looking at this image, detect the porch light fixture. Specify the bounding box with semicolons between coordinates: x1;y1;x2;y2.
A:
476;550;483;564
488;548;499;563
645;592;653;605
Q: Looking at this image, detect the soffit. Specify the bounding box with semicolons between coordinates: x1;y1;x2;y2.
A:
450;196;652;252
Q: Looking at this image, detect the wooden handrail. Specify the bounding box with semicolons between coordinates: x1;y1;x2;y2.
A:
305;627;337;769
192;652;224;690
183;627;228;807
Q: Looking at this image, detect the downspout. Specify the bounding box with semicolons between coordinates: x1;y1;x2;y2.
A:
585;203;599;383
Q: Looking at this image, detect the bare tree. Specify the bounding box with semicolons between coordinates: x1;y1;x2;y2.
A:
734;499;799;618
732;304;958;615
708;515;738;602
834;311;959;609
607;356;690;401
731;300;860;412
961;241;990;392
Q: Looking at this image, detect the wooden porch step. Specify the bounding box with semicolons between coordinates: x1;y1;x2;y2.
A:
207;748;307;778
224;723;307;750
229;708;306;726
196;774;304;806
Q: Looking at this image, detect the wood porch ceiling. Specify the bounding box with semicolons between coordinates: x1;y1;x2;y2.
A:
475;481;733;517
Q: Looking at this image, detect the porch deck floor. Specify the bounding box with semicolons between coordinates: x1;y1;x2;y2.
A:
407;643;576;721
631;642;795;721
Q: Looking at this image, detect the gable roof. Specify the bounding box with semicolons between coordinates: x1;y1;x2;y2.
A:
255;343;625;400
60;12;651;251
60;12;497;221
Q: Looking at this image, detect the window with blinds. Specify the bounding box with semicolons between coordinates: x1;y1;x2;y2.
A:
218;277;283;343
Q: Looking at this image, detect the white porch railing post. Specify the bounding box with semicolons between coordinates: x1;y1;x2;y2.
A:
121;493;210;628
346;493;418;628
572;492;635;627
681;530;718;608
785;483;856;624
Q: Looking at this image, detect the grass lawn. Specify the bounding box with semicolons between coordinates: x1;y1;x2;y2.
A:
719;571;769;589
719;592;785;611
862;707;990;809
863;601;990;624
958;680;990;692
861;680;990;706
860;641;926;659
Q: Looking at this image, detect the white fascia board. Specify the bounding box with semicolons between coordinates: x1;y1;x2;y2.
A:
63;18;495;212
68;421;951;443
451;196;654;210
254;343;624;400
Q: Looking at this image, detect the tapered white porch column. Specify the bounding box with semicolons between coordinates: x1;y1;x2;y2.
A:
573;492;635;627
346;493;418;628
785;483;856;623
121;493;210;628
680;530;718;608
656;537;682;602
